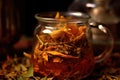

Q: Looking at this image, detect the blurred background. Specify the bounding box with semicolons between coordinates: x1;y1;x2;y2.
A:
0;0;74;60
0;0;120;79
0;0;120;57
1;0;120;36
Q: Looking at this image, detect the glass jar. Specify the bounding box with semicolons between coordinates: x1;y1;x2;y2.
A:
32;12;113;79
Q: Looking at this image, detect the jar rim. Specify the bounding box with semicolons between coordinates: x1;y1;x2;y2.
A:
35;12;90;23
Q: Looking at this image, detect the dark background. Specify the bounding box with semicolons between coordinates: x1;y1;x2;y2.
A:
23;0;74;37
17;0;120;38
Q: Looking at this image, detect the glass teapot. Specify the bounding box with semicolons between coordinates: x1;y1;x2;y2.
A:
31;12;113;79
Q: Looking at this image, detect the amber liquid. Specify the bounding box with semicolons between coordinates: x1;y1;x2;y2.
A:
32;25;95;79
32;46;94;80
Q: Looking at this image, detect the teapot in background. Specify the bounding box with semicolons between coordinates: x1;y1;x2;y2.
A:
68;0;120;52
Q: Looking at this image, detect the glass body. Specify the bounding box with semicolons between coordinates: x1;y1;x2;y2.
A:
31;12;113;79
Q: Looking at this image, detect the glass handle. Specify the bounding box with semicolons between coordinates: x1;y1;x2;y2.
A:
90;24;114;63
